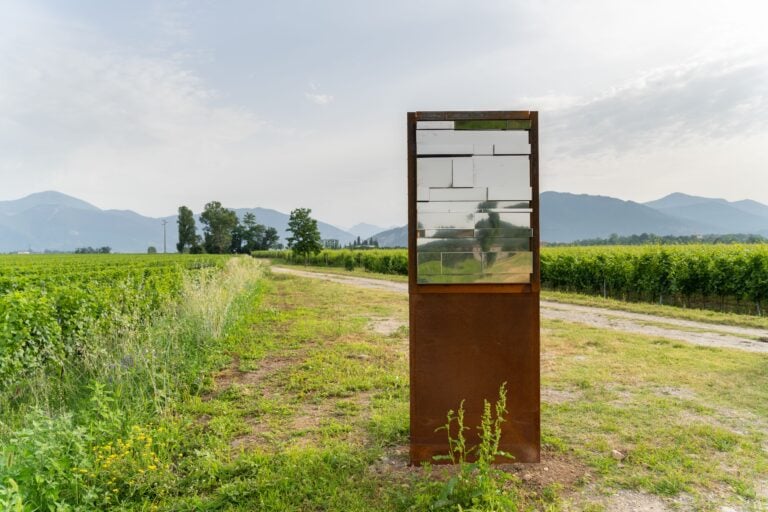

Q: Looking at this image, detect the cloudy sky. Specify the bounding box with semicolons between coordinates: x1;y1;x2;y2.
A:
1;0;766;228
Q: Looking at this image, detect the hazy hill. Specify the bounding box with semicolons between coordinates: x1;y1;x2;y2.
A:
346;223;389;240
0;191;99;215
0;191;356;253
540;192;710;242
370;225;408;248
372;191;768;246
644;193;768;234
4;190;768;252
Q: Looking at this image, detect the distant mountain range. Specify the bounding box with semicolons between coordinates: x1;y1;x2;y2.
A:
0;191;368;253
369;192;768;247
2;190;768;252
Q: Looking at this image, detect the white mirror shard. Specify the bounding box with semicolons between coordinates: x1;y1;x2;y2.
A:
416;121;533;284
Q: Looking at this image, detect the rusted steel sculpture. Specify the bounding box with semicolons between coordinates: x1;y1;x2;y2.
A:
408;111;540;464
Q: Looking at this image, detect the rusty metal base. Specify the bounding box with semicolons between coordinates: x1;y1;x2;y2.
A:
409;292;540;465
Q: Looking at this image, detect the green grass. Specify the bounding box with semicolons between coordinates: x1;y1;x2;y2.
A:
540;318;768;509
169;272;767;510
3;258;767;510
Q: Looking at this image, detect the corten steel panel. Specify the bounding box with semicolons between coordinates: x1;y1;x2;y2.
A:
408;111;540;465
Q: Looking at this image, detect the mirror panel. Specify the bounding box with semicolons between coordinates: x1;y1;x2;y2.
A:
452;158;474;187
415;121;533;284
417;158;453;187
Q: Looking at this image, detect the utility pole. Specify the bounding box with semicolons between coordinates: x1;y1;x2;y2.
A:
161;220;168;254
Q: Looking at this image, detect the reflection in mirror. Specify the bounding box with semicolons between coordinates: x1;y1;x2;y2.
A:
418;212;475;230
417;144;474;155
417;253;442;275
475;212;531;228
429;188;487;201
417;273;531;284
483;252;533;274
417;130;530;155
417;200;532;213
441;253;483;275
487;186;532;201
417;158;453;187
475;227;533;238
454;120;531;131
452;158;474;187
414;120;534;284
417;121;454;130
422;229;475;239
417;238;529;253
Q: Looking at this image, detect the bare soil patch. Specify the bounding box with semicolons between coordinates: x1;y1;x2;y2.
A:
601;490;674;511
541;387;582;405
507;451;590;491
368;317;406;335
203;354;296;401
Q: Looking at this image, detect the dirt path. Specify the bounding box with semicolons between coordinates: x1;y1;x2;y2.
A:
271;266;768;354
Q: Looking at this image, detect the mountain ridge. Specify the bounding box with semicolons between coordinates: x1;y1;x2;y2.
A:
370;191;768;246
3;190;768;252
0;192;358;253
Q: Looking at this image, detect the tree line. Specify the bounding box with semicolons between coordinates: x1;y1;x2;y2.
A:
176;202;325;256
176;202;280;254
546;232;768;247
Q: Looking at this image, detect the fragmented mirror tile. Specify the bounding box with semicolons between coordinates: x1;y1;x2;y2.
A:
415;119;533;284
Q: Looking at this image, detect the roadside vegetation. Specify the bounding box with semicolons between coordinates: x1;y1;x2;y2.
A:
0;255;263;509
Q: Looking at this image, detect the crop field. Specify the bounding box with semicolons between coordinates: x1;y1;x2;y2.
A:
255;244;768;316
0;254;227;386
1;254;767;511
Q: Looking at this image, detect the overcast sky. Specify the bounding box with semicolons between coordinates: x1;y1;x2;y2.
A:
1;0;766;228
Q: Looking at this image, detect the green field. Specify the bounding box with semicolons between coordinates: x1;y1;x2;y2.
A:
1;255;767;510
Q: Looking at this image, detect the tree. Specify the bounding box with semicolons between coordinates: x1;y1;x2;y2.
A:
241;212;265;253
261;227;280;250
200;201;239;254
177;206;198;253
147;246;157;254
286;208;322;258
229;220;246;254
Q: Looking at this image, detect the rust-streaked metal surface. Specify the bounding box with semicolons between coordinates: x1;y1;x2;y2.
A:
408;110;540;464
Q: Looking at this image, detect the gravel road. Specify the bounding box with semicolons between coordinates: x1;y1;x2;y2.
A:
270;266;768;354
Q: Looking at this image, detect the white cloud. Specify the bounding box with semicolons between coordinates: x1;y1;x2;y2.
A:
304;81;334;105
304;92;334;105
0;2;272;216
544;51;768;158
